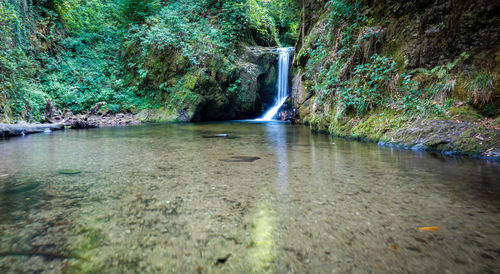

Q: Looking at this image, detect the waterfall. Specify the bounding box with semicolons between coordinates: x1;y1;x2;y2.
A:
257;47;294;121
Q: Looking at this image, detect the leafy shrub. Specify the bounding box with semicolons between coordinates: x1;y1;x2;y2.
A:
339;55;397;115
53;0;119;36
0;0;151;119
465;70;495;108
120;0;160;25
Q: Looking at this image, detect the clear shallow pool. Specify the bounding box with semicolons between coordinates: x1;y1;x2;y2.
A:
0;122;499;273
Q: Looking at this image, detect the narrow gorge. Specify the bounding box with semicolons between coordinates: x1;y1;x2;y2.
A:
0;2;499;272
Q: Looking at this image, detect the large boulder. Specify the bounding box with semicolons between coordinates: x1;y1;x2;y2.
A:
192;46;278;121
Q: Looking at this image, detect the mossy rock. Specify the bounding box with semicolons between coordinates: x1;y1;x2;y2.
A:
134;108;187;123
298;104;311;120
390;120;500;155
350;111;407;141
309;114;331;133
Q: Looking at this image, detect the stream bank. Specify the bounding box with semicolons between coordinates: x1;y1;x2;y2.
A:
0;114;140;138
302;112;500;160
1;101;140;138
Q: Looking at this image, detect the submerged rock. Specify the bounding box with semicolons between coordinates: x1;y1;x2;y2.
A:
215;254;231;266
57;169;82;175
1;181;41;194
219;156;261;162
411;144;429;151
202;134;240;139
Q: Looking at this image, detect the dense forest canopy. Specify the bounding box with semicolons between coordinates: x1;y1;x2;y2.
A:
0;0;299;122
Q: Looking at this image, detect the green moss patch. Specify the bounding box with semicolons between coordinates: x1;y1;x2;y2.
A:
448;106;483;121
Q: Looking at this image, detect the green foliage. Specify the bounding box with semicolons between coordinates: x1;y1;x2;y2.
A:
338;55;397;115
302;1;400;117
0;0;150;121
326;0;360;23
0;1;16;44
0;0;49;121
42;32;149;113
211;0;279;46
227;78;242;96
127;2;227;67
53;0;120;36
246;0;279;46
120;0;160;25
410;52;469;101
300;0;494;123
261;0;299;45
448;106;482;121
123;0;229;111
123;0;281;112
216;0;251;45
0;0;289;122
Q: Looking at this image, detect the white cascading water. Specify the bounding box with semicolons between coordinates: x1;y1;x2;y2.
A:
257;47;294;121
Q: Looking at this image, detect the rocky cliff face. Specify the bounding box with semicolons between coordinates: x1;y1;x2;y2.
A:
133;47;278;122
293;0;500;102
363;0;499;68
291;0;500;157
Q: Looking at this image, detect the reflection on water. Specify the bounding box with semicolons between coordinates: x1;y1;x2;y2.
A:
265;122;289;213
0;122;499;273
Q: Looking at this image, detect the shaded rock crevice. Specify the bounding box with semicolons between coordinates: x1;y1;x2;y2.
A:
192;47;279;121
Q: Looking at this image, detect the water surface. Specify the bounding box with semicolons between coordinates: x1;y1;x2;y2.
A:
0;122;499;273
